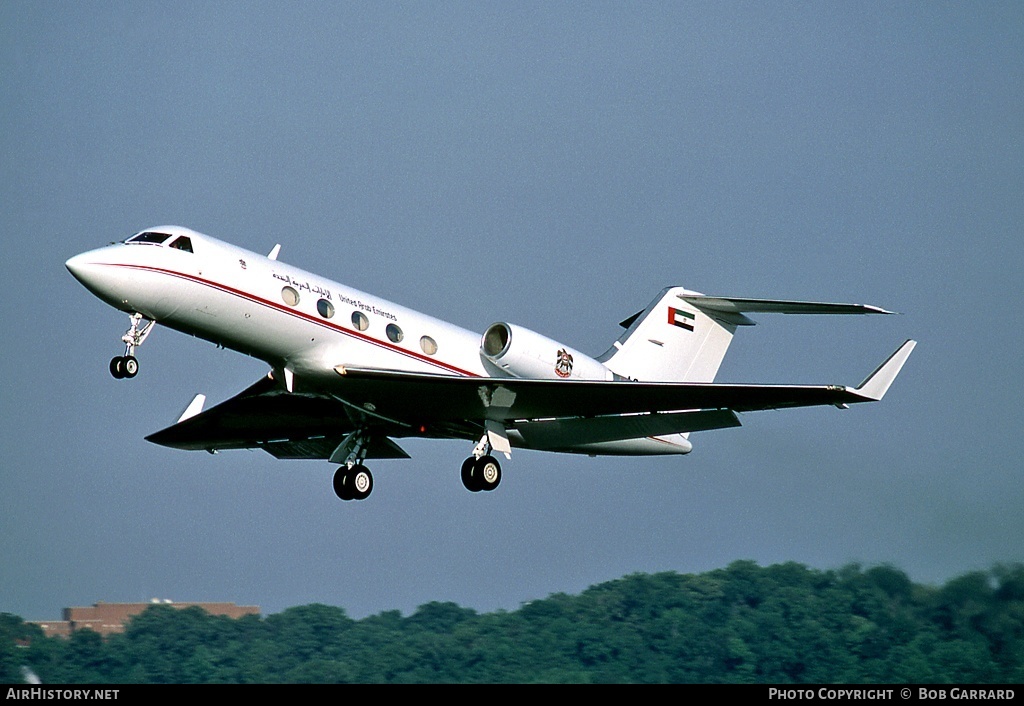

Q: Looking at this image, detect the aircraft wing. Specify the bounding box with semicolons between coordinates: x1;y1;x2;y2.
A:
144;375;412;459
147;340;914;456
332;339;916;422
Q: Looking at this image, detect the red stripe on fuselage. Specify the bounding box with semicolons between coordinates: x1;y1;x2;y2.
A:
104;263;480;377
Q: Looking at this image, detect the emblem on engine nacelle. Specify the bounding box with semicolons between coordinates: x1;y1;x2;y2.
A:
555;348;574;378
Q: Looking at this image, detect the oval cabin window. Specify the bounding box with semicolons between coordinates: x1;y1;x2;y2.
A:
317;299;335;319
281;286;300;306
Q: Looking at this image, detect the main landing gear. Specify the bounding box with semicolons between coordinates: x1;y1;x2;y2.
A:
461;434;502;493
329;432;504;501
333;463;373;501
332;431;373;501
110;313;154;380
109;354;139;379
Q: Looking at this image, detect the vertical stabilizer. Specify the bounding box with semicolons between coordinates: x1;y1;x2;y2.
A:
599;287;743;382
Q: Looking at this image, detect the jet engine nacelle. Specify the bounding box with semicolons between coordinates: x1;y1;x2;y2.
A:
481;322;612;380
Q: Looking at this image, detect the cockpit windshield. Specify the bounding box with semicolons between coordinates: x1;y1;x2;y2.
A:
126;231;172;245
168;236;193;253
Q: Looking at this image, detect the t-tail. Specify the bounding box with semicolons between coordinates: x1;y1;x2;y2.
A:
599;287;896;383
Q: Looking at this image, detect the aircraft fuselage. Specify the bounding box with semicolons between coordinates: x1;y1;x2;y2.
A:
66;227;493;384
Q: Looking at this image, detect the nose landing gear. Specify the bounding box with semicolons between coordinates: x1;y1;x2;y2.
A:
110;313;154;379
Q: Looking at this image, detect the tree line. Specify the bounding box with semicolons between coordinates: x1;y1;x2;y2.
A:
3;561;1023;683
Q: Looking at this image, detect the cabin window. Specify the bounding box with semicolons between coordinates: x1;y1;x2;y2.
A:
126;232;171;244
168;236;193;253
386;324;404;343
420;336;438;355
281;286;300;306
317;299;335;319
351;311;369;331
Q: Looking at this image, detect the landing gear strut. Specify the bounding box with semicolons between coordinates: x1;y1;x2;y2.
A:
461;434;502;492
110;313;154;380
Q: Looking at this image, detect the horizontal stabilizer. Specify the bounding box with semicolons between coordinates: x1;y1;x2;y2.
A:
682;295;896;326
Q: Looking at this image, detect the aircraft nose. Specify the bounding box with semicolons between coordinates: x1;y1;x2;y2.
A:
66;246;139;311
65;252;97;284
65;250;119;299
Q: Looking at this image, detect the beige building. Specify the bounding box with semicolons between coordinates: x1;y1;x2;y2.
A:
32;600;260;638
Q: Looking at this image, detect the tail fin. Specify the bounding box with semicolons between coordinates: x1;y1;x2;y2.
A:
599;288;895;383
599;287;741;382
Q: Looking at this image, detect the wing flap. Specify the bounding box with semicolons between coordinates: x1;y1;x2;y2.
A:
515;409;740;449
327;433;410;463
262;437;341;460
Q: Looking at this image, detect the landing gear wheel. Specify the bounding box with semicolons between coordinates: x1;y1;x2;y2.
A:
333;467;353;500
461;457;481;492
475;455;501;492
349;464;373;500
122;356;139;378
109;357;125;379
333;464;373;501
462;455;501;492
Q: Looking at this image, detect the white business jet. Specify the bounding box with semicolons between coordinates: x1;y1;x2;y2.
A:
66;226;915;501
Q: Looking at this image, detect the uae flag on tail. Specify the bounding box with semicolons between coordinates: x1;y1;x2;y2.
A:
668;307;695;331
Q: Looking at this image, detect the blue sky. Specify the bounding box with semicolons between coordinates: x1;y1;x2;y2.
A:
2;2;1022;620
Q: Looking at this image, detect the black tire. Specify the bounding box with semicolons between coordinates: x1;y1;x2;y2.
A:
333;467;353;501
475;455;502;492
109;356;125;379
461;457;481;492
